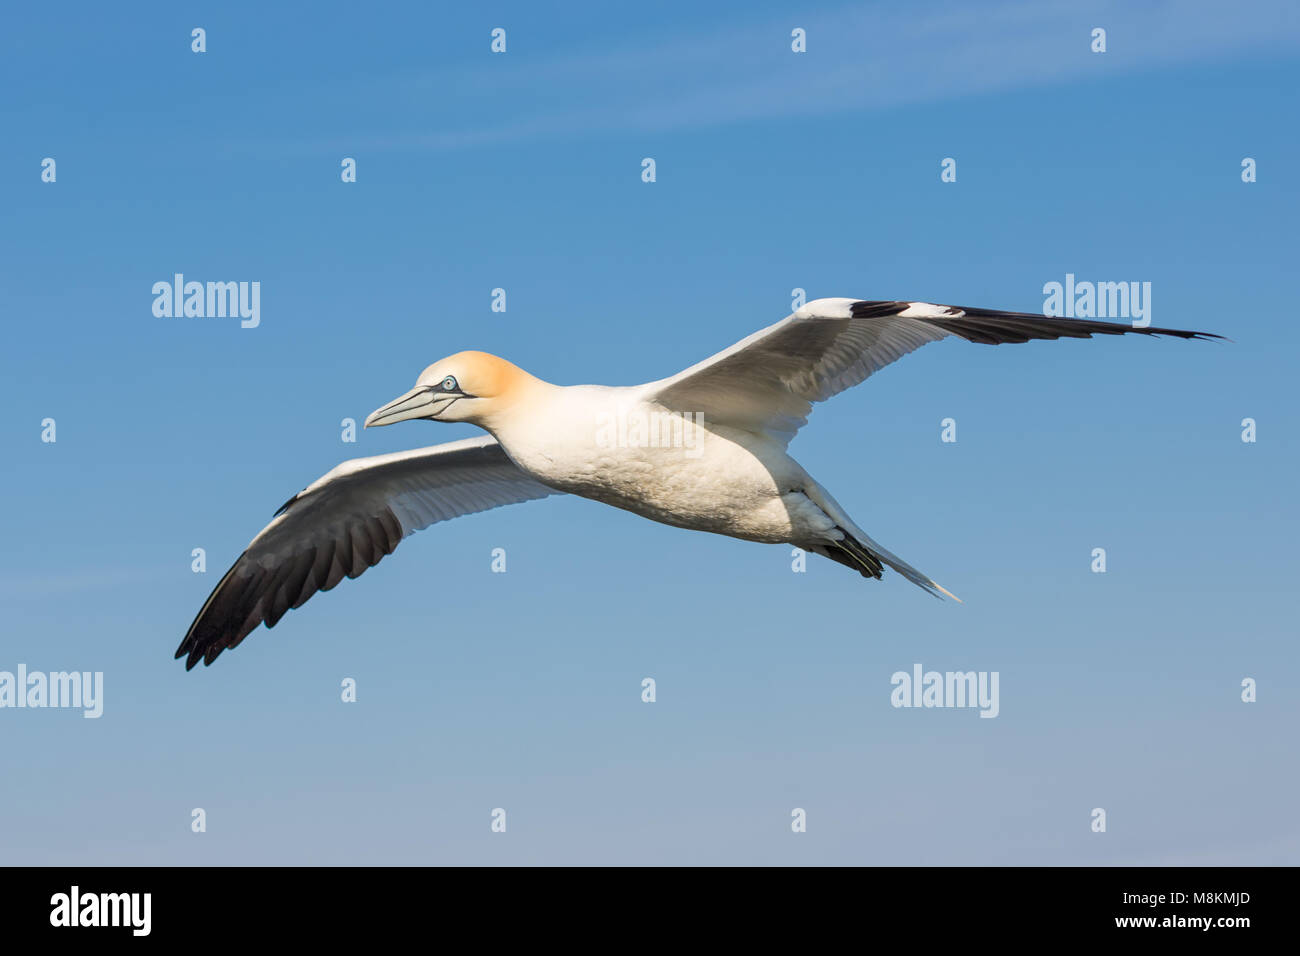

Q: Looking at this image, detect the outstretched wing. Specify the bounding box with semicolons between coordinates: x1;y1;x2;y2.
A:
177;435;558;669
649;298;1221;444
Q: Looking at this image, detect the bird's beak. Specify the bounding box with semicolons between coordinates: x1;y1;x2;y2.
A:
364;387;441;428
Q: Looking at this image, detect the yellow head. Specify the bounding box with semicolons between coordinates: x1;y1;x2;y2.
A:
364;351;539;429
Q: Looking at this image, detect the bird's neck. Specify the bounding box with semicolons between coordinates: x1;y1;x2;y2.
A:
473;374;559;439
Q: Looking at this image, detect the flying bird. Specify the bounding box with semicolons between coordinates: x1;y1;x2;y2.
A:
177;298;1219;668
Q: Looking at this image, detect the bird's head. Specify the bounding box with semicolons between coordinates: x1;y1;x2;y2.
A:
364;351;538;430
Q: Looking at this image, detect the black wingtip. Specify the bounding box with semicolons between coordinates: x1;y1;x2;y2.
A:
849;299;1224;344
174;640;202;670
175;636;229;670
1138;328;1226;342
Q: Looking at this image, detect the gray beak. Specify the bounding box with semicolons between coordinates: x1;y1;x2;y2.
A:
364;386;441;428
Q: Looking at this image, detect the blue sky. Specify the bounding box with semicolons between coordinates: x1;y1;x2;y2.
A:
2;0;1297;865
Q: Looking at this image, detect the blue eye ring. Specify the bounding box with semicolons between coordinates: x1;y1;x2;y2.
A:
441;376;458;391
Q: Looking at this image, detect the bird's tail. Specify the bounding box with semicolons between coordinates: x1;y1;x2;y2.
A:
811;526;961;602
802;482;961;602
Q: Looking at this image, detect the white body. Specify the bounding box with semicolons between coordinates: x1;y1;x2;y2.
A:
489;384;836;544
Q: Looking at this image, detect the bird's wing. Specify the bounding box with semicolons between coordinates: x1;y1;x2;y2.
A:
177;435;558;669
648;298;1222;444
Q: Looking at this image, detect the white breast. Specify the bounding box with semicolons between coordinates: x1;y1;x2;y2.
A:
492;386;817;541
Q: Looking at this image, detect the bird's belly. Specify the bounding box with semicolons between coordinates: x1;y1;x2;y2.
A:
511;428;817;543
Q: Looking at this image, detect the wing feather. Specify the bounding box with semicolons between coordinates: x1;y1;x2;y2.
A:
176;435;558;669
649;298;1221;443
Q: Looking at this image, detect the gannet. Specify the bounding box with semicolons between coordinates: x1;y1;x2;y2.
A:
177;298;1219;668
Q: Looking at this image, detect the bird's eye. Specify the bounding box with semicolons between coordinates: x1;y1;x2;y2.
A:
441;376;458;391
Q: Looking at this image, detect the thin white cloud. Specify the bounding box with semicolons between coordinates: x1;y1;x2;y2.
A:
308;0;1300;154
